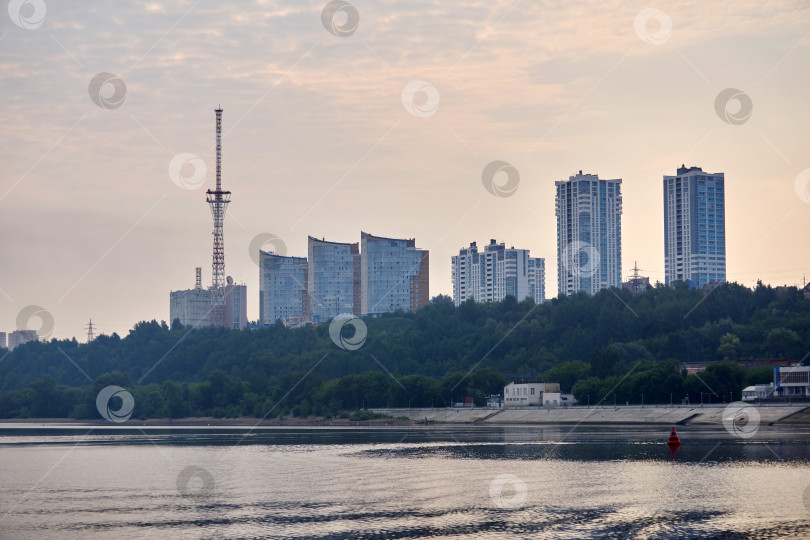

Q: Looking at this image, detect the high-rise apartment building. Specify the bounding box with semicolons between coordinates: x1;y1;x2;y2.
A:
663;165;726;287
555;171;622;295
7;330;37;350
0;332;6;349
259;251;308;325
360;232;429;316
451;240;545;306
308;236;360;323
528;257;546;303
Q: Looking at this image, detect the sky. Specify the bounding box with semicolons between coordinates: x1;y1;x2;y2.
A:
1;0;809;341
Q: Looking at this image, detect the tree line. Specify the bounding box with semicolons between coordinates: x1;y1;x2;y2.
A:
0;281;807;419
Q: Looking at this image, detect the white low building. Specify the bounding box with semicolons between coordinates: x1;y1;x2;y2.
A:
503;382;559;406
742;383;774;401
543;392;578;408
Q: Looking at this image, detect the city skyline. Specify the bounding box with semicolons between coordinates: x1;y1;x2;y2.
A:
2;1;809;341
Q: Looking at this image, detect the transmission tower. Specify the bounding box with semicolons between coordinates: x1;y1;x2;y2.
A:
207;106;231;290
86;319;95;343
629;261;642;281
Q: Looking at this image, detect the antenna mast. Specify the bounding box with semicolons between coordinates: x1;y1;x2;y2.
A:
206;106;231;290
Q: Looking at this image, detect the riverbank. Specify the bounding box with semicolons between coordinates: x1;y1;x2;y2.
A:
0;416;413;427
2;403;808;427
370;404;810;425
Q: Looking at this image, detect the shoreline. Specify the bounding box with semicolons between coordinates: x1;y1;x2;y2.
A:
1;403;809;428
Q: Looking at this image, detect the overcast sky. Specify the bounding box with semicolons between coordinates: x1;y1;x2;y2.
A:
2;0;809;341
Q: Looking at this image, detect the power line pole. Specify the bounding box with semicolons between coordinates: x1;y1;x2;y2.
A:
86;319;95;343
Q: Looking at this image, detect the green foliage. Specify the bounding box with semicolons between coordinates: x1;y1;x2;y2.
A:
0;282;808;418
545;361;591;393
718;333;741;362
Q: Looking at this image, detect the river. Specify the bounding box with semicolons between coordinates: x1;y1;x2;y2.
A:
1;424;809;538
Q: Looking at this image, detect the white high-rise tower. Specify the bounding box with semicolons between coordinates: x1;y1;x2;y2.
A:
555;171;622;295
663;165;726;287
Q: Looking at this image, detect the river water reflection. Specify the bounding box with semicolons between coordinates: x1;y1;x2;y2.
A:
1;424;809;538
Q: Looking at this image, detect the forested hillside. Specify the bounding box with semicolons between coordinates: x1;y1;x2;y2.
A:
1;282;807;419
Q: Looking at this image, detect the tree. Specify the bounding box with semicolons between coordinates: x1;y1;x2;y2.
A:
765;328;800;359
543;361;591;393
717;333;741;362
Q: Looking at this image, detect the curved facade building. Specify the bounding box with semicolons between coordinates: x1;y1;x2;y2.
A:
259;250;308;325
307;236;360;322
360;232;429;316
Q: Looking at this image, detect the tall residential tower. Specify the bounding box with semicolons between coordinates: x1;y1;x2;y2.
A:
555;171;622;295
663;165;726;287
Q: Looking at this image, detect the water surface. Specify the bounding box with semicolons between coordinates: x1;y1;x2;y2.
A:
1;424;809;539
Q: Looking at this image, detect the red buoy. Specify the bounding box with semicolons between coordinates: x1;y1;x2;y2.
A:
667;427;681;447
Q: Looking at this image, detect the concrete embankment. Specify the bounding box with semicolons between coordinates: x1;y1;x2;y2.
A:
373;405;810;425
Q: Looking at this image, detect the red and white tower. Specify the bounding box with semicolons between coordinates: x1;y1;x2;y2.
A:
207;107;231;290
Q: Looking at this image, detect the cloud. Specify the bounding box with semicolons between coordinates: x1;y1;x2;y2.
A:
1;0;809;338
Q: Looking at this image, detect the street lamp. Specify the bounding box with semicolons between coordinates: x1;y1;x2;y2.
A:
641;394;644;408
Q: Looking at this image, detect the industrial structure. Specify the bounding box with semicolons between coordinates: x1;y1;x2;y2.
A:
451;239;545;306
170;108;247;330
622;261;650;294
208;108;230;290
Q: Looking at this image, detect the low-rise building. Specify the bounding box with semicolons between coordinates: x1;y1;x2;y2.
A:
773;365;810;398
170;274;247;330
742;383;775;402
542;392;578;408
503;382;560;406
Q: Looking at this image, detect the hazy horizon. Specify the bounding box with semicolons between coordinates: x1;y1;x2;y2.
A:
2;0;809;341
